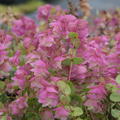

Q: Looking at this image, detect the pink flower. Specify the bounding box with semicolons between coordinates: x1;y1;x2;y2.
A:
108;17;119;26
85;85;107;112
35;30;55;47
23;37;38;49
54;106;69;120
23;37;32;48
37;4;52;21
54;56;65;69
0;47;8;64
0;30;12;70
50;76;61;82
93;35;109;48
88;85;107;100
0;62;11;78
68;19;88;39
84;99;103;113
12;16;36;36
94;18;104;27
9;51;21;66
37;4;65;21
41;110;54;120
83;43;108;68
12;64;31;89
114;33;120;56
0;30;12;47
7;116;12;120
38;85;58;107
50;15;88;39
30;60;49;77
50;15;77;38
71;65;87;80
0;30;12;78
26;53;40;64
9;97;27;115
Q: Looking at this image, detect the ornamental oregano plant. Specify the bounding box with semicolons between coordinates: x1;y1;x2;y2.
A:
0;3;120;120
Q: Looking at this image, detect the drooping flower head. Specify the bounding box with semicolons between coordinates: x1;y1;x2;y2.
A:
12;16;36;37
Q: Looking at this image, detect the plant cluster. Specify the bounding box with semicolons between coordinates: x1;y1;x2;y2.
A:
0;4;120;120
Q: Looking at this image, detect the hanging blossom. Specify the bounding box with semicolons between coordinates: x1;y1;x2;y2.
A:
37;4;53;21
9;50;21;66
38;84;59;107
12;16;36;37
84;84;107;112
41;110;54;120
54;107;69;120
12;64;31;89
35;29;55;47
37;4;65;21
0;30;12;78
8;96;27;115
50;15;88;39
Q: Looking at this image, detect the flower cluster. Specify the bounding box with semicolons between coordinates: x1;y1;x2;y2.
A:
0;4;120;120
0;30;12;78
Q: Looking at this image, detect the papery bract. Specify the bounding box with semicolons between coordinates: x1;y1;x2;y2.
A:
9;97;27;115
54;107;69;120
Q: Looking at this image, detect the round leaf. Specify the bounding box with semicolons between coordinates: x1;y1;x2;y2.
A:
71;107;83;117
60;95;71;104
62;58;71;66
116;74;120;84
110;92;120;102
57;81;71;95
111;109;120;118
69;32;78;39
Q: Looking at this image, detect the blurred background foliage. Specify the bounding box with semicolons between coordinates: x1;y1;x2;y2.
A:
0;0;119;15
0;0;45;14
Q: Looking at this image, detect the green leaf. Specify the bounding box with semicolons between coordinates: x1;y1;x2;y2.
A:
106;84;118;92
8;50;14;57
67;81;76;94
60;95;71;104
27;97;41;112
18;42;26;55
71;107;83;117
74;40;80;48
1;116;7;120
0;81;5;89
69;32;78;39
75;118;83;120
62;58;71;66
110;92;120;102
0;102;4;108
72;57;84;64
62;57;84;66
19;56;25;66
24;112;40;120
71;94;82;103
68;48;76;56
0;93;9;103
48;69;57;75
116;74;120;84
57;81;71;95
111;109;120;118
81;88;90;92
69;32;80;48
